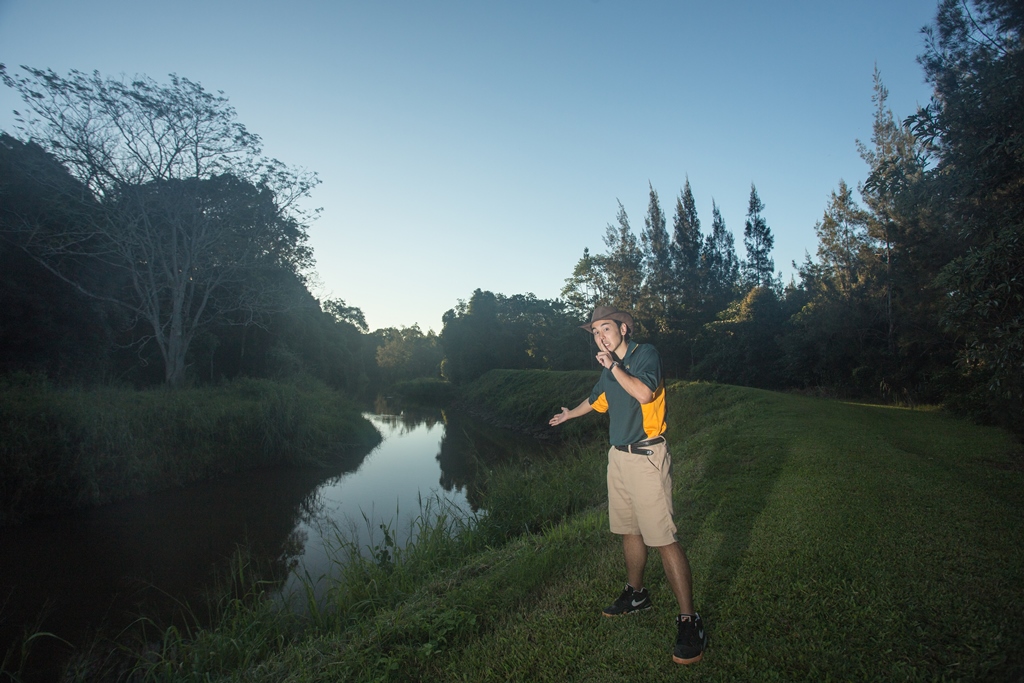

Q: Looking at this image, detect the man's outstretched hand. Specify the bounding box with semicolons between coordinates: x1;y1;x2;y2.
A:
549;407;570;426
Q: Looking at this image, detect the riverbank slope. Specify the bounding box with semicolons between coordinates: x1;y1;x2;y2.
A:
33;372;1024;681
0;376;382;525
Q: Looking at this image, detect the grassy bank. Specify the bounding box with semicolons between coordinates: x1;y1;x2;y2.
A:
454;369;601;439
0;376;381;525
28;373;1024;681
446;382;1024;681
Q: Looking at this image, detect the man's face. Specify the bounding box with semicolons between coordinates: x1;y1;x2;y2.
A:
591;319;627;354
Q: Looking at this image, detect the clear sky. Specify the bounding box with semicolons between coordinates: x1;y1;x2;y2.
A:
0;0;938;332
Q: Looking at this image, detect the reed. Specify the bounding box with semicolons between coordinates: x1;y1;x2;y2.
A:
0;375;381;524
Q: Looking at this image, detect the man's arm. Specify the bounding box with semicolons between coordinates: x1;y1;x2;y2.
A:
596;350;656;404
608;363;656;404
549;397;593;426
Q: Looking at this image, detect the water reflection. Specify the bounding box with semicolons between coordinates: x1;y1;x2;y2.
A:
0;462;351;682
0;400;546;681
278;402;472;603
373;394;444;433
437;409;548;510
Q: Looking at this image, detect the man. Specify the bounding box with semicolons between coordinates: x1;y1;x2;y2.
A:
548;305;707;665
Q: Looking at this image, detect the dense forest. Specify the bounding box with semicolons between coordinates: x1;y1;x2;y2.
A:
1;0;1021;432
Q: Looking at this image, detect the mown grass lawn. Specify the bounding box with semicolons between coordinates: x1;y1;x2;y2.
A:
436;382;1024;682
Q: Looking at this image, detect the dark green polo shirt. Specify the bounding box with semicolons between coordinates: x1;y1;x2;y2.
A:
588;341;667;446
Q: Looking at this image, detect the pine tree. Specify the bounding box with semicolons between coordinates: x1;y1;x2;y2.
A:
814;180;870;297
701;200;740;312
858;67;932;353
741;184;776;290
602;201;644;313
641;183;673;324
671;178;703;311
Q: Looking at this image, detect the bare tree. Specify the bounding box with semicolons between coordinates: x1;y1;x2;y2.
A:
1;66;319;386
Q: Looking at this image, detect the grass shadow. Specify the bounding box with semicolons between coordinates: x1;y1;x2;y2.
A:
667;382;793;625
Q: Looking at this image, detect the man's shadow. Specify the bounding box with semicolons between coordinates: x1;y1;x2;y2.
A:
666;383;789;619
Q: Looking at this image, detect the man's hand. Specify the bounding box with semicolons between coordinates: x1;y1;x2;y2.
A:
549;399;593;426
595;350;615;369
549;407;571;426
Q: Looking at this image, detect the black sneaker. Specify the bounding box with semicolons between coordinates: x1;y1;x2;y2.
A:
673;613;707;664
602;584;652;616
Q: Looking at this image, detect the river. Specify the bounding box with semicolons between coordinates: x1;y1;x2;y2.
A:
0;401;544;681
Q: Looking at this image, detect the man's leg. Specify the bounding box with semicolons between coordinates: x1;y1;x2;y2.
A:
623;533;648;590
602;533;652;616
656;540;694;614
660;540;706;664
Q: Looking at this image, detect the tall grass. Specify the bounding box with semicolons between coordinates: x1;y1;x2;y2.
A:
455;369;601;439
55;547;306;682
15;376;1024;682
0;375;381;524
54;430;609;682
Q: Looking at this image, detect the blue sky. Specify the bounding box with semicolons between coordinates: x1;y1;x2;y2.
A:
0;0;938;332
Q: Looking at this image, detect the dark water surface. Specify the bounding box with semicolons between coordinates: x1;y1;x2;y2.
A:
0;404;545;681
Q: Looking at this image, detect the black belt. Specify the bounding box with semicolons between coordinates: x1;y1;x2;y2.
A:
614;435;665;456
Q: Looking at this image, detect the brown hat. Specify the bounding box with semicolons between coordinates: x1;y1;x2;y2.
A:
580;305;634;335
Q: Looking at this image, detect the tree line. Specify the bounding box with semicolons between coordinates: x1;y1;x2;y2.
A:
439;0;1023;432
1;0;1020;432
